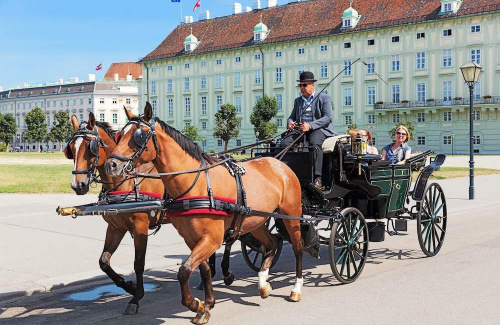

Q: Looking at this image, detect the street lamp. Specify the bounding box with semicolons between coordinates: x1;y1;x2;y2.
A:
451;133;454;157
460;61;482;200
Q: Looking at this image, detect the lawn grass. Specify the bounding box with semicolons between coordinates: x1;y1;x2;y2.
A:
0;152;65;159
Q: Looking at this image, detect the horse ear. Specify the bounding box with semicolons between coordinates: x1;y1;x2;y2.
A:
123;105;134;120
71;115;79;131
88;112;96;130
144;102;153;122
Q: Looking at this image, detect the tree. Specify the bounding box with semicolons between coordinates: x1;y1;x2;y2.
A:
49;111;73;151
250;95;278;141
23;107;47;153
181;125;203;142
213;103;239;151
0;113;17;152
347;123;358;131
388;121;415;141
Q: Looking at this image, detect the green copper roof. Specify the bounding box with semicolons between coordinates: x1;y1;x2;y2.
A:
185;33;198;43
254;21;268;33
342;6;359;19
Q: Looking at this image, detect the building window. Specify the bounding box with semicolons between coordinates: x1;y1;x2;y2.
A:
276;68;282;82
254;70;261;84
216;59;222;65
443;111;452;122
366;58;375;74
151;100;157;116
184;77;190;91
474;79;481;100
344;115;353;125
367;39;375;46
168;98;174;116
473;110;481;121
99;98;104;104
200;61;206;67
99;113;105;122
254;33;261;41
112;98;117;104
112;113;117;124
184;97;191;116
371;137;376;146
391;55;400;72
47;101;50;108
298;48;305;55
417;112;426;123
417;136;426;145
391;84;400;104
79;99;83;105
151;67;157;73
343;87;352;106
344;60;352;76
392;36;400;43
416;52;426;69
320;44;328;52
368;114;376;124
471;25;481;33
89;98;92;105
392;113;400;124
235;56;241;63
367;86;376;105
254;53;261;60
297;65;305;79
443;135;452;145
184;63;190;69
417;83;426;102
254;95;262;106
471;49;481;64
276;93;283;111
201;75;207;89
201;96;207;115
277;118;283;127
216;95;222;111
344;42;351;49
167;79;173;92
417;32;425;39
320;63;328;78
443;29;452;37
126;98;131;104
216;74;222;88
473;135;481;145
201;121;207;130
442;49;452;67
217;139;223;147
443;81;452;102
167;65;173;71
443;2;452;12
275;51;282;58
234;72;241;87
151;81;157;94
235;96;242;113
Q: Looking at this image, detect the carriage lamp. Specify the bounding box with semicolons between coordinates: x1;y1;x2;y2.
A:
460;61;482;200
352;133;368;175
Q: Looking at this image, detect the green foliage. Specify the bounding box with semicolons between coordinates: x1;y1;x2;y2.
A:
181;125;203;142
388;121;415;140
23;107;47;152
0;142;6;152
250;95;278;140
0;113;17;151
49;111;73;150
347;123;358;131
213;103;240;151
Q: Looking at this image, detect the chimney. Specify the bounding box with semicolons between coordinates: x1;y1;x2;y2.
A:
58;79;64;84
88;74;96;82
253;0;261;10
184;15;194;24
233;2;242;14
126;74;133;81
266;0;277;7
114;73;119;81
199;10;210;20
69;77;78;83
245;6;252;12
0;86;3;92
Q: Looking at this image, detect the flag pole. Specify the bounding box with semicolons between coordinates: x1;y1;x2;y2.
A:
180;1;183;24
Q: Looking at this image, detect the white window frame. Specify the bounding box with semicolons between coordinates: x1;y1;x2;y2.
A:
343;87;353;106
201;96;207;115
366;57;375;74
216;74;222;88
471;49;481;64
417;136;426;145
442;49;452;67
417;82;426;102
276;93;283;111
201;75;207;89
443;111;452;122
151;81;157;94
391;54;400;72
275;51;282;58
184;97;191;116
168;98;174;116
254;70;261;84
367;86;376;105
391;84;401;104
392;113;400;124
368;114;376;124
235;95;242;113
416;52;426;70
471;25;481;33
344;115;353;125
184;77;190;91
167;79;173;92
417;112;426;123
298;48;305;55
344;60;352;76
216;95;222;111
276;68;282;82
234;72;241;87
320;63;328;78
320;44;328;52
443;80;452;102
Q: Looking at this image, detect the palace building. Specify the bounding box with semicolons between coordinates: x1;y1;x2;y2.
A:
137;0;500;154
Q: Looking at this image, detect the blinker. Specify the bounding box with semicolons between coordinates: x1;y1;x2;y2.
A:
89;140;99;156
133;128;147;147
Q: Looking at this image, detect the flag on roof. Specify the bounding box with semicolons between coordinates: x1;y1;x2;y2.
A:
193;0;200;11
96;64;102;71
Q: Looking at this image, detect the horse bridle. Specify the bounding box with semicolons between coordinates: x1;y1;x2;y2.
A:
108;116;159;174
64;123;108;179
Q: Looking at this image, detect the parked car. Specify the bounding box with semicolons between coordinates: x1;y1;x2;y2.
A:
10;147;21;152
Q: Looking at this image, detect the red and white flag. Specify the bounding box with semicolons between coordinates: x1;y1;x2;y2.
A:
193;0;200;11
96;63;102;71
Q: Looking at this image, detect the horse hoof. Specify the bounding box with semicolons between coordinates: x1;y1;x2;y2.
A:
195;281;204;291
289;291;302;302
192;310;211;324
259;283;272;299
123;303;139;315
223;273;234;286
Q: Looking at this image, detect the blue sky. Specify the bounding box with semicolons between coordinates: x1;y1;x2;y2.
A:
0;0;251;90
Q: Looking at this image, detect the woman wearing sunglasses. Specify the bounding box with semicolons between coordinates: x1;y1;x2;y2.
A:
381;125;412;165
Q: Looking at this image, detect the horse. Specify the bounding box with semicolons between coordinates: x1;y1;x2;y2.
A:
105;102;304;324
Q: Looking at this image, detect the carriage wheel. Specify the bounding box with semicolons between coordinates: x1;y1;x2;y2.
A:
241;218;283;272
417;183;447;257
328;207;369;284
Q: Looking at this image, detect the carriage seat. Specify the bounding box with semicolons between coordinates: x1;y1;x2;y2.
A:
322;135;350;153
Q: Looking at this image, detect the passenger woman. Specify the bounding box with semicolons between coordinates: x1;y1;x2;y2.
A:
381;125;411;165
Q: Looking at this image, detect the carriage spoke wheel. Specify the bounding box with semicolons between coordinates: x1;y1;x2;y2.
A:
328;207;369;284
417;183;447;257
241;218;283;272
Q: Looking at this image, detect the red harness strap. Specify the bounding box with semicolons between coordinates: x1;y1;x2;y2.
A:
165;196;236;217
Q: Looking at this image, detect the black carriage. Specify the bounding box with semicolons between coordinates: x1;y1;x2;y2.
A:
246;134;447;283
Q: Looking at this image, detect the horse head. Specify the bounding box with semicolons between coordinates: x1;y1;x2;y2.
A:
64;112;115;195
105;102;157;177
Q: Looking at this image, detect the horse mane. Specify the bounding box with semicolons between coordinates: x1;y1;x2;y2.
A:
96;121;117;143
156;119;217;164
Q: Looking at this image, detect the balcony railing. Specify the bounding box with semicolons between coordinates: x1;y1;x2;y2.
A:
374;96;500;109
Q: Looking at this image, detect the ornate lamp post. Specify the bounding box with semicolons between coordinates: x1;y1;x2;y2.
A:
460;61;482;200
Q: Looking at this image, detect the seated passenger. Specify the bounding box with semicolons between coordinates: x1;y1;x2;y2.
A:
381;126;411;165
348;129;379;155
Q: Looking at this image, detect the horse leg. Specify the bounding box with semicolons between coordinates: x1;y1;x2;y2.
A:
99;225;132;294
196;260;215;323
248;225;278;299
123;215;149;315
281;218;304;302
196;253;216;291
178;236;220;324
221;241;235;285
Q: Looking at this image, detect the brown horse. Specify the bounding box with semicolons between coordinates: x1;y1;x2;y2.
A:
65;112;166;315
105;103;304;324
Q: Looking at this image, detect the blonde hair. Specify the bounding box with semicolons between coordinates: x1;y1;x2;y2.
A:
395;125;410;143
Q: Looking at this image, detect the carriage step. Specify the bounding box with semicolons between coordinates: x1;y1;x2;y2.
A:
395;219;407;232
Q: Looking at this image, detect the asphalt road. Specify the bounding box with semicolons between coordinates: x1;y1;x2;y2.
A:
1;175;500;324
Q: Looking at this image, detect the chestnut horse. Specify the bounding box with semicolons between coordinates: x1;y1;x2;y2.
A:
105;103;304;324
65;112;166;314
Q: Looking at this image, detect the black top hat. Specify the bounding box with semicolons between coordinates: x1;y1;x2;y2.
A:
297;71;317;82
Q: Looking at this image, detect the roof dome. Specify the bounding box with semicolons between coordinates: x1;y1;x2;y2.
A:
254;21;268;33
342;6;359;19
